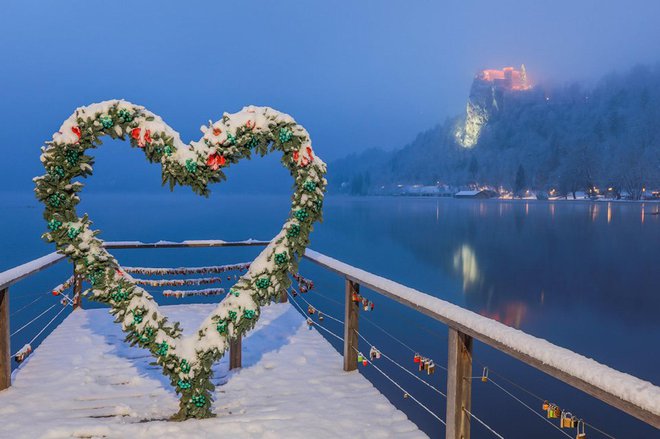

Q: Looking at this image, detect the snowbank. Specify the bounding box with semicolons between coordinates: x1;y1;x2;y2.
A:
0;304;423;439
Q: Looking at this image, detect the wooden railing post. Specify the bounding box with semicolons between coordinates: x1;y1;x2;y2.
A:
229;335;242;370
446;327;473;439
343;279;359;371
0;288;10;391
72;267;82;310
280;289;288;303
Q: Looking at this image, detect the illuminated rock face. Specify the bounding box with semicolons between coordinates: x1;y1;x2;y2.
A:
456;65;531;148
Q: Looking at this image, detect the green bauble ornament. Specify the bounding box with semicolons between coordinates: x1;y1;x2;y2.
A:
48;219;62;231
100;115;114;129
274;252;287;265
247;136;259;149
117;108;133;122
303;181;317;192
65;149;80;166
111;288;129;302
133;311;143;325
255;277;270;289
226;132;236;145
279;127;293;143
191;394;206;407
164;145;172;156
185;159;197;173
49;166;65;178
157;341;169;356
68;227;81;239
228;310;237;321
180;359;191;373
287;223;301;237
243;309;256;319
178;379;191;390
216;321;227;334
295;209;309;221
48;193;64;208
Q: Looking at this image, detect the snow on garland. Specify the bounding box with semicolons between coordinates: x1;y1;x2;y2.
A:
163;288;227;298
34;100;327;420
121;262;251;276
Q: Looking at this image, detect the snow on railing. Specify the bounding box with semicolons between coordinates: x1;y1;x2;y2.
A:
0;252;65;290
302;249;660;422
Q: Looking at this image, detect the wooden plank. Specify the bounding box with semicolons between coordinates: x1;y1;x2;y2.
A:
0;253;65;291
446;328;473;439
303;249;660;427
0;288;9;391
103;240;270;249
343;279;359;372
72;268;83;310
229;336;242;370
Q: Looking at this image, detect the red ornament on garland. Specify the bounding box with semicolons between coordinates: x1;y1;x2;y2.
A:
213;127;222;136
71;126;82;139
206;153;226;170
131;128;152;147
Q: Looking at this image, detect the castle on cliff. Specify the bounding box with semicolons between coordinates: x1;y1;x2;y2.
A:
455;65;533;148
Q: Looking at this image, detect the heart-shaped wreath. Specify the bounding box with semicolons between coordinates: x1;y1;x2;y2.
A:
33;100;326;420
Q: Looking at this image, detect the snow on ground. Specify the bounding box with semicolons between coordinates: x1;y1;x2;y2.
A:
0;303;424;439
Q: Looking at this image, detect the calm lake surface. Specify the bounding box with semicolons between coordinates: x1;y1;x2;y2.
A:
2;193;659;438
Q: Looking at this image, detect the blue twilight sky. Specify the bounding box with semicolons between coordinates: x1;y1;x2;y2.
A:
1;0;659;194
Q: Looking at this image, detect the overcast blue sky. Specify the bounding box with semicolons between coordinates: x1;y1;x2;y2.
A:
1;0;659;193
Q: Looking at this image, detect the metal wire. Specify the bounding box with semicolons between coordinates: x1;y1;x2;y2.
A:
488;377;573;438
463;407;505;439
10;303;59;337
354;328;447;397
9;294;46;318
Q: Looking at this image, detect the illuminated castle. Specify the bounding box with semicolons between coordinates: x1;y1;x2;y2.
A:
455;65;532;148
479;65;531;91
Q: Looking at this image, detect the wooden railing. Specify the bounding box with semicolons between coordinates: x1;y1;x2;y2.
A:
1;239;659;438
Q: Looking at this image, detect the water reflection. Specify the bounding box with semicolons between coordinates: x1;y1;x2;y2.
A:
479;301;528;329
590;203;599;222
607;202;612;224
452;244;480;292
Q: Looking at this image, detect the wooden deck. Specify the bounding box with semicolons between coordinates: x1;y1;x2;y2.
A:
0;303;424;439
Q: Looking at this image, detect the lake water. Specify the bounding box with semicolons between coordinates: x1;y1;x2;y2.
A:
2;193;659;438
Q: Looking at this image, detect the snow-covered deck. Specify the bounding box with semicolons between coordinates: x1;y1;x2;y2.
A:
0;304;424;439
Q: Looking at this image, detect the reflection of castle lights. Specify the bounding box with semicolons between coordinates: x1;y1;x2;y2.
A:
480;302;528;329
453;244;480;292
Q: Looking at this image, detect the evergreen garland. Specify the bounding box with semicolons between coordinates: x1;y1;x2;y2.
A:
34;100;327;420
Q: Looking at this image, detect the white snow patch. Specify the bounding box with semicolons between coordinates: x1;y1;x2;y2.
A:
0;304;423;439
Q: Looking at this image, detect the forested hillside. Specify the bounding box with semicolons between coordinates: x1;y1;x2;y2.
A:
332;64;660;198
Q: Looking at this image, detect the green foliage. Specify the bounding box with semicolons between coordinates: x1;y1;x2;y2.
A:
34;100;327;420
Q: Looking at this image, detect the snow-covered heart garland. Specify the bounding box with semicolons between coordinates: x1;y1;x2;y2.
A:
34;100;326;420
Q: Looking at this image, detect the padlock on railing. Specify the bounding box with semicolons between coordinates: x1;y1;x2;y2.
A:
542;400;549;411
481;366;489;382
553;406;561;419
576;419;586;438
427;360;435;375
561;411;576;428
